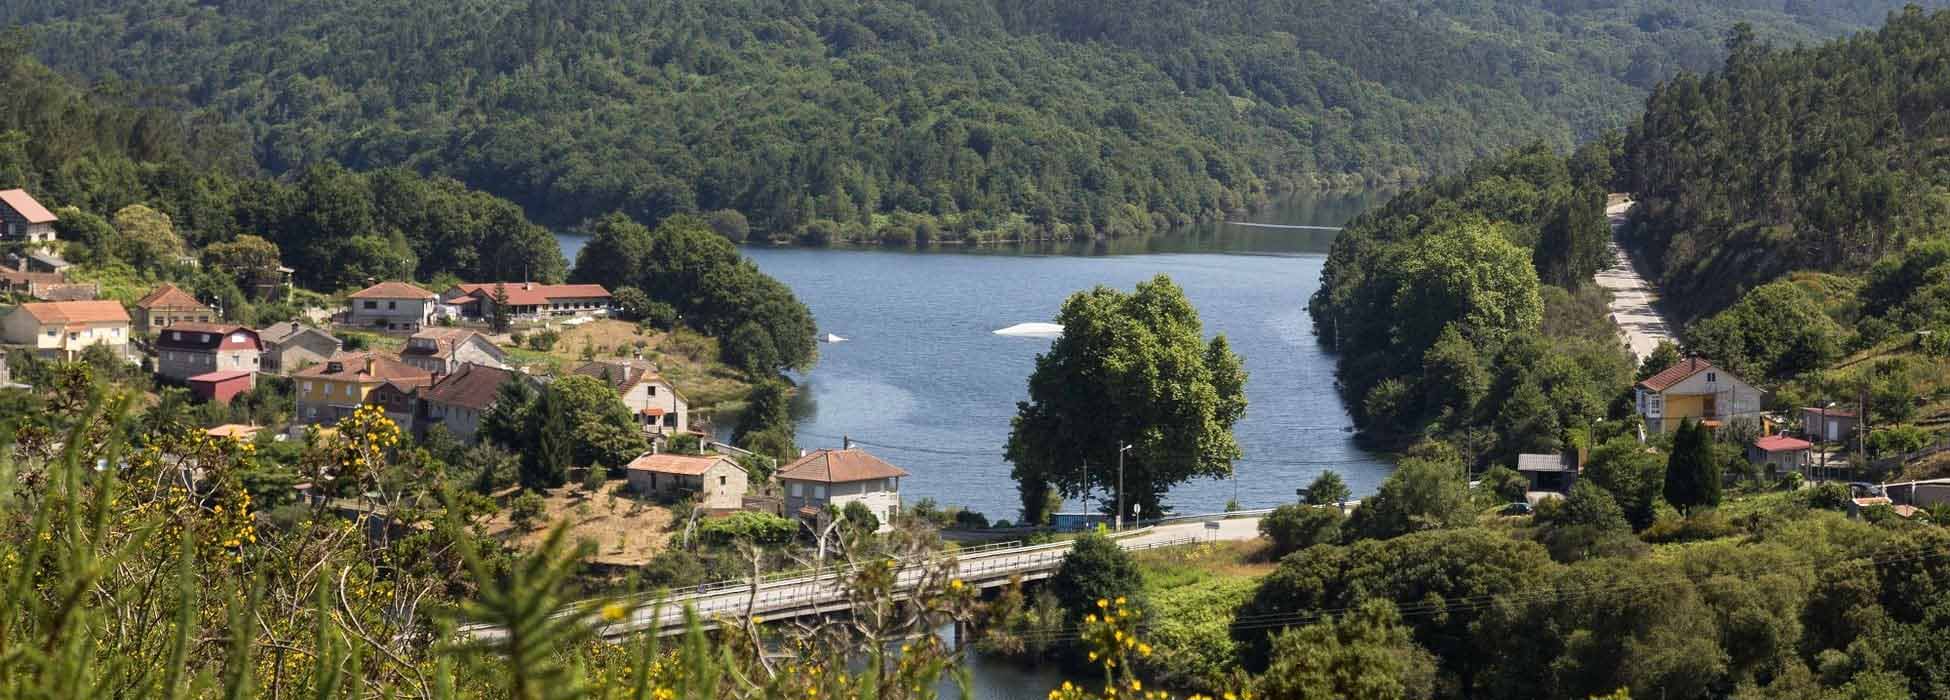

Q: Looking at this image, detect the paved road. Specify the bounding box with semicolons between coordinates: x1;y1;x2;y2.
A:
1594;198;1674;362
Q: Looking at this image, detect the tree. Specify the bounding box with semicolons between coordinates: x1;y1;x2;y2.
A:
1637;342;1683;382
112;203;187;268
524;386;573;490
1344;456;1472;541
1260;504;1345;559
1479;465;1528;503
840;500;880;537
489;282;512;334
1256;600;1437;700
1006;275;1246;523
707;209;750;242
1664;419;1722;512
509;491;547;531
202;234;284;298
1420;324;1488;422
1583;437;1665;529
1048;531;1142;623
1302;471;1352;508
733;380;795;461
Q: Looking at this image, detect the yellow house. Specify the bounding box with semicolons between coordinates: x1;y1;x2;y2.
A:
292;352;432;426
0;300;132;359
1635;357;1763;435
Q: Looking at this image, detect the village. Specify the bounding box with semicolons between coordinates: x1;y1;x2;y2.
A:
0;187;917;571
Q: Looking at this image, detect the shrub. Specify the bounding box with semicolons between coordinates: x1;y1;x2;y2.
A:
1480;465;1529;503
1137;577;1259;694
509;491;547;531
526;329;560;351
697;511;797;547
841;500;880;535
1924;328;1950;357
1259;504;1344;558
1049;531;1143;622
953;510;991;530
581;465;607;492
1639;509;1739;544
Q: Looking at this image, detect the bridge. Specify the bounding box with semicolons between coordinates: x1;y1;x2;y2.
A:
526;513;1271;639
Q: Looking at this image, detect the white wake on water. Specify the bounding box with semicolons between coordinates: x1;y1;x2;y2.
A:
992;322;1064;338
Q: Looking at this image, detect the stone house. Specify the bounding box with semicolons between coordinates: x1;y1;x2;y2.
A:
626;453;749;511
346;282;437;331
155;323;262;382
257;321;342;374
132;283;215;336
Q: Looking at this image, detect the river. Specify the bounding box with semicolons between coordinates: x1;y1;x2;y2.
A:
557;192;1393;520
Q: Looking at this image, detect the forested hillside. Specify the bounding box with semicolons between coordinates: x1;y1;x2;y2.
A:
1623;6;1950;324
2;0;1934;241
1308;142;1632;461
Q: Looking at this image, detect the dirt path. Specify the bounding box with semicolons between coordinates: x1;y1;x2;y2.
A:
1594;197;1675;362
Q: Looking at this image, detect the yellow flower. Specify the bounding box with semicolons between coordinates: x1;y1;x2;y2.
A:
1115;596;1127;606
950;579;964;591
1097;598;1109;609
1138;643;1152;657
601;603;627;622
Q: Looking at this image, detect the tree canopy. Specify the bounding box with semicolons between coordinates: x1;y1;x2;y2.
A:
1006;275;1245;524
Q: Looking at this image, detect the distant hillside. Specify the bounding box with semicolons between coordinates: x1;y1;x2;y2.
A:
1622;6;1950;325
2;0;1934;241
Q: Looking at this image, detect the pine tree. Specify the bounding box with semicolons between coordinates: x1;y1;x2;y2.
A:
524;387;573;489
1663;419;1721;512
490;282;513;334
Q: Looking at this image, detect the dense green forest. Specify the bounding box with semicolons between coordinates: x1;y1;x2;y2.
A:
1622;6;1950;325
2;0;1935;242
0;40;565;292
1308;141;1633;462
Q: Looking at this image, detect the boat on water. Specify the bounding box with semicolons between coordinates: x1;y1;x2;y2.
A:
992;322;1063;338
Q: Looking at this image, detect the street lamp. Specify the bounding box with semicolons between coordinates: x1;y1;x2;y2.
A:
1116;443;1133;531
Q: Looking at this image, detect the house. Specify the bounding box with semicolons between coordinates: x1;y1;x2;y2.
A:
33;284;97;302
573;359;688;438
417;363;526;443
626;453;749;511
1515;453;1578;493
1884;478;1950;510
188;370;256;404
443;282;613;319
363;380;422;433
14;251;71;274
399;328;508;375
133;283;216;335
1802;406;1859;444
777;446;908;532
154;323;261;382
346;282;437;331
257;322;342;374
1749;435;1813;478
0;189;58;247
0;300;131;359
292;352;434;426
1634;357;1763;435
0;269;94;301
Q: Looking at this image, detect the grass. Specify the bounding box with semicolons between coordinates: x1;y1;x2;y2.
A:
1132;539;1277;591
492;319;758;420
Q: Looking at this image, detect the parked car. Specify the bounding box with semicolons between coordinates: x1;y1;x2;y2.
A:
1500;502;1533;516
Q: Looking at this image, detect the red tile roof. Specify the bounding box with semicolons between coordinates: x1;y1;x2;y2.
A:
574;359;663;391
1755;435;1812;452
134;283;210;311
401;328;494;360
0;189;56;223
292;352;433;386
419;363;521;411
1637;357;1719;392
451;283;611;307
777;449;909;484
13;300;130;324
349;281;436;300
626;453;741;477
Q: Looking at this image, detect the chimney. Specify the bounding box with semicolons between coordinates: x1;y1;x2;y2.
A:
364;357;376;375
524;281;534;291
842;435;853;450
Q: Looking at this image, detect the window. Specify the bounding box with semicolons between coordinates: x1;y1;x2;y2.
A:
387;301;397;310
169;331;180;341
306;407;317;418
813;486;826;499
302;381;312;394
345;384;355;397
719;475;727;486
1706;372;1717;383
362;301;377;310
647;386;656;396
44;329;54;337
789;483;802;498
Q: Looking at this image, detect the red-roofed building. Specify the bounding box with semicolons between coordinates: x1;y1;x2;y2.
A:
777;444;908;531
1;300;131;359
133;283;215;335
156;323;262;382
626;453;749;510
574;359;688;438
0;189;58;247
1634;357;1763;435
442;282;612;320
1749;434;1813;478
188;370;256;404
293;352;434;426
346;282;437;331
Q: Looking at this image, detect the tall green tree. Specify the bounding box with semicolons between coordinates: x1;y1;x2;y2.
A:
1302;470;1353;507
1006;275;1246;524
1343;454;1473;541
1256;600;1437;700
1663;419;1722;512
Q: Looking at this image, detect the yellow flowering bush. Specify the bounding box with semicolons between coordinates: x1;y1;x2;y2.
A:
1047;597;1250;700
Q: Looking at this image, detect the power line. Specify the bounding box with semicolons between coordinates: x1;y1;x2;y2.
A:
799;432;1386;467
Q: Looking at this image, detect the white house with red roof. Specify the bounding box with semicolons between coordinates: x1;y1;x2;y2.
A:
777;445;908;531
0;189;58;248
1635;357;1763;435
442;282;611;320
346;281;437;331
155;323;262;382
2;300;131;359
573;359;688;437
1749;434;1813;478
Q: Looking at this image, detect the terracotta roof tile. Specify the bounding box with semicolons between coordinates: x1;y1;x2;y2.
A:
134;283;210;311
451;283;611;307
420;363;522;412
13;300;130;324
291;352;433;387
626;453;741;477
0;189;56;224
348;281;436;300
1755;435;1813;452
777;449;908;484
1637;357;1719;392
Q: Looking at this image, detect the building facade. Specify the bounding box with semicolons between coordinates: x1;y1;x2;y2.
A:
292;353;433;426
1;300;131;359
625;453;749;511
777;448;907;532
0;189;57;247
443;283;613;319
399;328;508;375
346;282;437;331
1635;357;1763;435
155;323;262;382
417;363;524;443
257;322;342;374
574;359;688;437
132;284;216;336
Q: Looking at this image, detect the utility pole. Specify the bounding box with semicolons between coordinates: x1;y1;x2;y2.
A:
1116;443;1132;531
